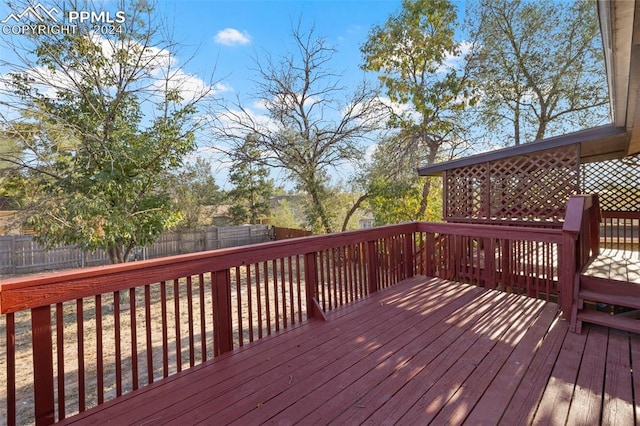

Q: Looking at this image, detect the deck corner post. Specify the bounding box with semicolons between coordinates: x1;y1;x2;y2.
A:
304;252;319;319
31;305;55;426
560;231;578;320
367;240;378;294
213;269;233;355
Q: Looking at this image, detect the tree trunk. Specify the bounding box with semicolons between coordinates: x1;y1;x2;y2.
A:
341;193;369;232
107;244;126;263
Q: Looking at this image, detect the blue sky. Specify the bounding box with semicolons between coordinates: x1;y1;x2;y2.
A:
161;1;403;98
1;0;471;188
151;0;408;186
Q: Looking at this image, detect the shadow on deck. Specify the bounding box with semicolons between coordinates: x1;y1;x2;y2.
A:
60;276;638;425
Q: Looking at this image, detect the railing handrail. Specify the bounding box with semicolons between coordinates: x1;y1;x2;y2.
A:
0;220;568;315
0;222;417;314
418;222;564;243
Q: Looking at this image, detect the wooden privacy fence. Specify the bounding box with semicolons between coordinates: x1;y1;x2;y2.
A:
0;198;593;425
0;225;271;276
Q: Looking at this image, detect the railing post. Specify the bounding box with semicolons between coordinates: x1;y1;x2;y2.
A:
31;306;55;425
560;231;578;322
425;233;435;277
562;195;584;324
404;233;415;279
212;269;233;355
367;240;378;294
304;252;325;320
589;194;601;256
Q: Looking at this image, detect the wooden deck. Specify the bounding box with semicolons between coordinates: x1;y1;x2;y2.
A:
583;248;640;284
59;276;638;425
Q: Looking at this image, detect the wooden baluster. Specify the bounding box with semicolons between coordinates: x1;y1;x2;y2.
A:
31;305;55;425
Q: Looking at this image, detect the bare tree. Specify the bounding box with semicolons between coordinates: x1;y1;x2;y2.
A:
213;23;386;233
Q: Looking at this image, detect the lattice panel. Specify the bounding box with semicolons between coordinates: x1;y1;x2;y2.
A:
445;144;579;223
581;154;640;212
445;163;488;219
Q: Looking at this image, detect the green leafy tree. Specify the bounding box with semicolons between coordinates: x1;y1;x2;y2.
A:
172;158;223;228
0;0;214;262
215;23;386;233
361;0;474;218
467;0;609;145
227;136;274;225
361;137;443;224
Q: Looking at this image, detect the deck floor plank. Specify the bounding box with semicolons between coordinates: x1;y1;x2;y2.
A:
631;335;640;425
498;310;569;425
363;292;533;425
602;329;635;425
531;323;588;425
462;302;559;424
327;290;510;425
260;284;487;424
216;281;477;425
100;276;449;424
58;276;638;426
565;325;608;425
401;295;545;425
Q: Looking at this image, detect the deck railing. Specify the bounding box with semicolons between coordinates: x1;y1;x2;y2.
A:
1;214;588;425
600;211;640;254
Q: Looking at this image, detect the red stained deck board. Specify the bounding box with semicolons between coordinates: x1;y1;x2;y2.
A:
262;286;492;424
57;276;638;426
157;278;470;425
565;325;608;425
499;314;570;424
631;336;640;425
192;282;468;423
327;290;517;425
360;292;533;425
202;280;480;424
458;302;559;425
602;329;635;426
531;322;589;425
399;294;546;424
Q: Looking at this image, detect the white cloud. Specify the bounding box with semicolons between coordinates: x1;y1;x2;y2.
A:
214;28;252;46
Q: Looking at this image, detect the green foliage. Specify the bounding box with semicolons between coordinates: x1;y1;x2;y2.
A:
269;198;304;229
1;0;211;262
361;0;472;218
172;158;223;228
227;135;274;225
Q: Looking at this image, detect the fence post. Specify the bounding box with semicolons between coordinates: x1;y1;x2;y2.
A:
212;269;233;355
31;306;55;425
9;235;17;275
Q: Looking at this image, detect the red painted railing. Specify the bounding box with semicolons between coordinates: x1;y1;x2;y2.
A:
600;211;640;253
1;214;588;425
